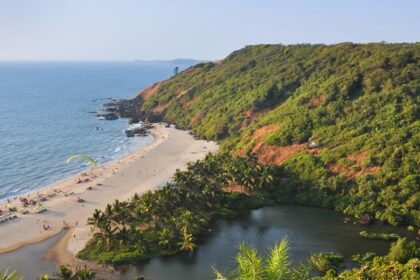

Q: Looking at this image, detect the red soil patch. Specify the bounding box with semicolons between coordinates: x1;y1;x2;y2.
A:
354;166;380;177
308;148;321;155
189;110;203;126
253;143;307;165
140;82;163;101
329;151;380;179
308;95;325;107
251;124;281;142
233;124;321;164
347;151;368;164
241;124;321;165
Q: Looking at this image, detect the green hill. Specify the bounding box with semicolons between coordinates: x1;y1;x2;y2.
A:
128;43;419;226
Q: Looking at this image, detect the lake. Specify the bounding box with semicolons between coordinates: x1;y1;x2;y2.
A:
0;205;413;279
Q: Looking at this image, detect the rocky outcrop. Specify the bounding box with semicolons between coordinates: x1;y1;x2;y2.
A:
96;82;167;124
124;123;154;137
96;112;118;120
103;97;142;118
94;95;142;122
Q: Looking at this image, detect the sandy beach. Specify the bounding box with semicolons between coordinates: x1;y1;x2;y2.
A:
0;124;218;258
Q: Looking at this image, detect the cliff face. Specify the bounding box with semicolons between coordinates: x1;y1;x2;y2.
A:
125;43;420;226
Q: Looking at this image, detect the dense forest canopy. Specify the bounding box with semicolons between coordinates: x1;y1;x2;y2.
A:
131;43;420;227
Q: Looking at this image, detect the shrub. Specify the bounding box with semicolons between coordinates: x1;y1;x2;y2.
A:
309;252;344;272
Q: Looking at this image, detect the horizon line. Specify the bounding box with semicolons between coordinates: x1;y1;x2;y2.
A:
0;58;211;63
1;41;418;62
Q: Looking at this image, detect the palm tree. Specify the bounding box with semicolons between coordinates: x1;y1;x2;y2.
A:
87;209;104;229
158;228;171;248
128;223;147;252
175;208;206;236
117;226;130;246
104;203;113;218
55;265;76;280
213;238;311;280
178;227;196;252
131;206;149;227
76;266;96;280
101;221;116;249
265;239;291;280
255;165;273;193
0;267;23;280
231;243;265;280
112;199;130;226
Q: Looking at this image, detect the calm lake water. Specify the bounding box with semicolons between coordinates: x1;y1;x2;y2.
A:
0;61;192;201
0;205;414;280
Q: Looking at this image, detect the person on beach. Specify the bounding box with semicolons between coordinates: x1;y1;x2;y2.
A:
62;220;69;230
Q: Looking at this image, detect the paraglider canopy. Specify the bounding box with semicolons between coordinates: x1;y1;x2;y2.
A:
66;154;97;169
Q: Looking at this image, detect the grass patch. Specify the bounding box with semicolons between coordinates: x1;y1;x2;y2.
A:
359;231;401;241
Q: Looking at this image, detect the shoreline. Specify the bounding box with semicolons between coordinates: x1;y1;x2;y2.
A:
0;127;164;254
0;124;218;256
0;132;153;205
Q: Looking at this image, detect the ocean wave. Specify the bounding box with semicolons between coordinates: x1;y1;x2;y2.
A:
114;146;122;153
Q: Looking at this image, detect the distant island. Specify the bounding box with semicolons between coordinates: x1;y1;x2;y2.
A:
133;58;206;65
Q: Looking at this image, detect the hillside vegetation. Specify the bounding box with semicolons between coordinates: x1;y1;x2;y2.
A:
130;43;419;227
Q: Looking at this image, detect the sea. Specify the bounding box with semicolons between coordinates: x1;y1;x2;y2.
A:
0;61;192;201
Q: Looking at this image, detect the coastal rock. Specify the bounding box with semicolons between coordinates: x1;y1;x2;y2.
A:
96;96;145;123
124;123;154;137
96;82;169;125
96;113;118;120
95;84;172;128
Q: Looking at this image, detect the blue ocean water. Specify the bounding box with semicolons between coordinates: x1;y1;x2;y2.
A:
0;61;189;201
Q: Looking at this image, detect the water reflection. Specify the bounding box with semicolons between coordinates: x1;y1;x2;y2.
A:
0;205;414;280
120;205;412;280
0;232;64;278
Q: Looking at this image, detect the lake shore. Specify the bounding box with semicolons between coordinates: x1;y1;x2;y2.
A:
0;124;218;258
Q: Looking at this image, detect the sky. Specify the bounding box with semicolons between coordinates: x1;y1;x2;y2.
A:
0;0;419;61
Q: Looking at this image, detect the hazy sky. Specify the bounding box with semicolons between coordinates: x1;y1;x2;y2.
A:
0;0;419;60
